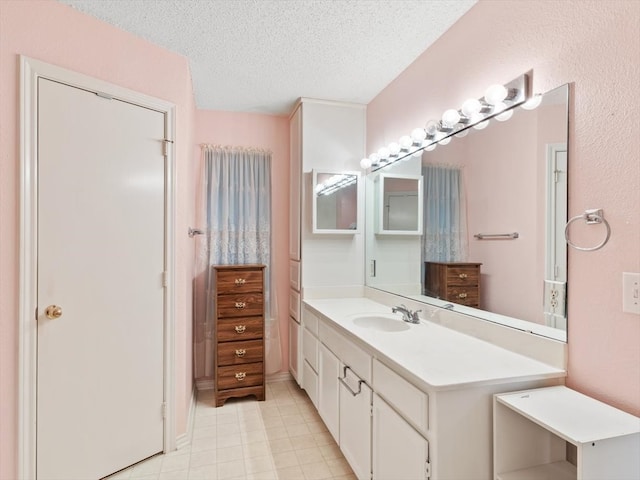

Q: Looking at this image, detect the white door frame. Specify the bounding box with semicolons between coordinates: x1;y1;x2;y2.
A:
18;56;176;480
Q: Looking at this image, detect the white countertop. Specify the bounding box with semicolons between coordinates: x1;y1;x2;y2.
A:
304;297;565;391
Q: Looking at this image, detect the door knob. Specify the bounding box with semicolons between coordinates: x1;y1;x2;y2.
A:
45;305;63;319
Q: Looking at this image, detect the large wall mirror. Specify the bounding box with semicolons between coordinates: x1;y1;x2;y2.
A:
365;84;569;342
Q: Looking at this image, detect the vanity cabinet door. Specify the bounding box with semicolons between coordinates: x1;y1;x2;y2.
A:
339;367;372;480
318;343;340;443
373;394;429;480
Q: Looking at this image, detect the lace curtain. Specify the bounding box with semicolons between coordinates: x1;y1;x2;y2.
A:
422;164;468;263
193;145;282;380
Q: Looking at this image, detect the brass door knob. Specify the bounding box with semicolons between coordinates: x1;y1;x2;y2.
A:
45;305;63;319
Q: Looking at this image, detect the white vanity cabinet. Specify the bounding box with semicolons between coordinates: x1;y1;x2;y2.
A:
288;100;366;385
494;386;640;480
301;306;320;408
339;367;372;480
373;393;429;480
318;342;341;442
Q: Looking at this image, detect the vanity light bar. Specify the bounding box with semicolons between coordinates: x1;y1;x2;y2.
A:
316;174;357;196
361;73;530;171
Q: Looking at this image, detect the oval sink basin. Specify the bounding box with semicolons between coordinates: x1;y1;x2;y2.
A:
351;315;410;332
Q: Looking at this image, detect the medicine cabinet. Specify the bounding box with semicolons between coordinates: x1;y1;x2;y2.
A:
375;173;423;235
312;170;360;234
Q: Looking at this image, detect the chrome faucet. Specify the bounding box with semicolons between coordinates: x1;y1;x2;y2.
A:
442;303;455;310
392;304;421;324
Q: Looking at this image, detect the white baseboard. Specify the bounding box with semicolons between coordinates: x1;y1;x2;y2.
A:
175;386;196;450
266;371;292;383
195;378;215;391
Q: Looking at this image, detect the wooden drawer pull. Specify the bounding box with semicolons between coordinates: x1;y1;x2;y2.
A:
235;372;246;381
234;278;246;285
459;273;468;279
235;301;246;309
235;325;246;333
457;292;468;299
235;349;246;357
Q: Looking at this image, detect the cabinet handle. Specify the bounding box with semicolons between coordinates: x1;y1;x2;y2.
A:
338;366;364;396
235;349;246;357
234;278;246;285
235;325;246;333
235;372;246;381
457;292;468;299
459;273;468;279
235;301;246;309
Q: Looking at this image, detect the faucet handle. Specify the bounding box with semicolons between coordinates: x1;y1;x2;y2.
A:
411;309;422;322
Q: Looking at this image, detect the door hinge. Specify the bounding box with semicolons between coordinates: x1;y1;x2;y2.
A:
95;91;113;100
162;271;168;288
35;307;38;321
162;139;174;156
425;460;431;479
162;402;167;418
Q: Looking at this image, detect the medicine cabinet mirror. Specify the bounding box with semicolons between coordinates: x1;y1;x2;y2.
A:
312;170;360;234
365;84;569;342
376;174;423;235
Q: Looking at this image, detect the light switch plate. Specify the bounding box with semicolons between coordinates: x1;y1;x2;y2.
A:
622;272;640;314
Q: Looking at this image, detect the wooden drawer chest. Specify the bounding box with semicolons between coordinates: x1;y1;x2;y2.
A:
424;261;482;308
212;264;266;407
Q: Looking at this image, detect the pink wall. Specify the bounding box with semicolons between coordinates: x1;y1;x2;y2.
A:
368;0;640;415
193;110;290;379
0;1;196;478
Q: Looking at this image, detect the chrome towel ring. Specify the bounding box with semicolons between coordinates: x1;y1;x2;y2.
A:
564;208;611;251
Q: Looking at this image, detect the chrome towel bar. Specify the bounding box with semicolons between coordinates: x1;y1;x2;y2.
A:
474;232;519;240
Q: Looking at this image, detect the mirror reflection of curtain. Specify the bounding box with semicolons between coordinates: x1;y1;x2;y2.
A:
194;145;282;380
422;164;468;262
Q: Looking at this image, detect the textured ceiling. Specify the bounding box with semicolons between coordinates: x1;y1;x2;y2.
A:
61;0;477;115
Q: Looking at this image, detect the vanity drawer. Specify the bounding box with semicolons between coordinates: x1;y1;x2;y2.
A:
303;306;320;336
216;268;264;294
289;288;300;321
217;339;264;366
302;326;319;372
217;317;263;342
217;362;263;390
320;319;372;383
373;359;429;434
217;293;263;318
289;259;301;291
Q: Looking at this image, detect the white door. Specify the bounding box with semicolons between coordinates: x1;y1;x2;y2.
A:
37;78;165;479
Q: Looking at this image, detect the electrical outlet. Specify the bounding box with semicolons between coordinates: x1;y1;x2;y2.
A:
622;272;640;314
543;280;566;317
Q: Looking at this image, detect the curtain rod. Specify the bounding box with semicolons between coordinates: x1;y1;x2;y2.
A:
200;144;272;155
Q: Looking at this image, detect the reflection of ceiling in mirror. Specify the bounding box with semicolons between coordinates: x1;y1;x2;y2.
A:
365;85;569;341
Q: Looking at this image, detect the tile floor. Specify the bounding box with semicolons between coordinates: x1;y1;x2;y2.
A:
108;379;355;480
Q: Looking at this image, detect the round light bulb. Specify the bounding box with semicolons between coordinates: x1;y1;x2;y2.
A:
441;109;461;127
378;147;390;159
411;127;427;143
439;137;451;145
495;109;514;122
521;94;543;110
425;143;437;152
315;183;324;193
360;157;372;169
484;84;508;105
454;129;469;138
461;98;482;117
399;135;412;150
473;119;490;130
369;153;380;164
492;101;507;113
388;142;401;156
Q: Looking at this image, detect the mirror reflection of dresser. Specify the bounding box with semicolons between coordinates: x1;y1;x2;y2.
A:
424;261;482;308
